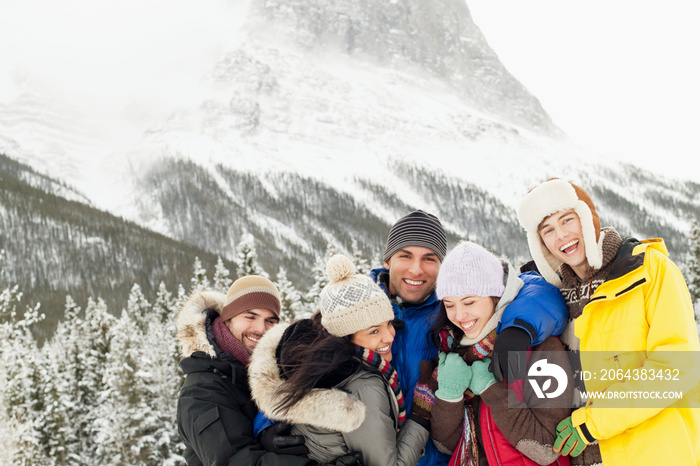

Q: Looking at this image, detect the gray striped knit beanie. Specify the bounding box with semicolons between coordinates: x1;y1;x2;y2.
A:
320;255;395;337
383;210;447;262
220;275;281;322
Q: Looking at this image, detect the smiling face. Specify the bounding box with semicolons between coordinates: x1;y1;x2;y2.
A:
383;246;440;304
443;295;497;340
351;320;396;362
225;308;279;351
538;209;591;279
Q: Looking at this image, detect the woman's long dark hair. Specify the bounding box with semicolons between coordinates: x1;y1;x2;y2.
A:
275;312;361;413
429;301;465;351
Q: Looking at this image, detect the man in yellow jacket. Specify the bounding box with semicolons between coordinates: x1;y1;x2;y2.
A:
517;178;700;466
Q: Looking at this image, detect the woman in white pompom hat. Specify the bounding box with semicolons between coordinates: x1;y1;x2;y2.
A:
517;178;700;466
248;254;430;466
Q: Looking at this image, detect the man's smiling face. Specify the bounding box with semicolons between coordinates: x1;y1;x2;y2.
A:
538;208;591;279
225;308;279;351
384;246;440;304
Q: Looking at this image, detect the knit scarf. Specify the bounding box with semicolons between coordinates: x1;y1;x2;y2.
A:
212;316;252;366
439;327;498;466
355;345;406;428
559;227;623;321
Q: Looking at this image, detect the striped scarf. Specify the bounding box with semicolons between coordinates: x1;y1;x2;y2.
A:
355;345;406;428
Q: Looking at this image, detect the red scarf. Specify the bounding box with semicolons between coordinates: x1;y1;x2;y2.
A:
212;316;252;366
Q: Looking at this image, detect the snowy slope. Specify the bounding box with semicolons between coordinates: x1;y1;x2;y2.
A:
0;0;697;251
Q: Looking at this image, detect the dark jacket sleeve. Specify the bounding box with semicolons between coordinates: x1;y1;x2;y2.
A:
479;337;573;465
177;371;313;466
497;272;568;345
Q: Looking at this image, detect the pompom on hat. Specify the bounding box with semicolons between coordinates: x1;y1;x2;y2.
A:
517;178;603;287
436;241;505;300
320;254;395;337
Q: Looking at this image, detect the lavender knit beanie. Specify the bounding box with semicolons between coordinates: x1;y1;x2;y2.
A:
436;241;505;299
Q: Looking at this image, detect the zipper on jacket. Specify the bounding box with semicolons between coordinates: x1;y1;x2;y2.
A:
484;407;503;465
211;367;227;379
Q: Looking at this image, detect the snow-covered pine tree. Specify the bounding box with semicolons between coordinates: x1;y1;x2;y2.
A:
686;220;700;329
0;293;45;464
96;292;161;464
213;256;233;291
351;238;371;276
305;242;339;311
235;233;268;278
0;251;44;462
80;297;115;462
40;295;86;464
125;283;152;333
176;284;188;307
275;267;304;322
687;220;700;304
153;281;176;323
142;293;186;464
40;337;74;464
190;256;211;292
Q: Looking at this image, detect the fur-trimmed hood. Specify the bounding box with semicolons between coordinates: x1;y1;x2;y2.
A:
248;322;366;433
175;290;226;359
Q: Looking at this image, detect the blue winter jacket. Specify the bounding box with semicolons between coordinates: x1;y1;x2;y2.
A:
369;267;568;466
370;268;448;466
496;271;568;345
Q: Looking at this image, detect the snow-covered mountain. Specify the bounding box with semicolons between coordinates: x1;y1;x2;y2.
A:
1;0;699;321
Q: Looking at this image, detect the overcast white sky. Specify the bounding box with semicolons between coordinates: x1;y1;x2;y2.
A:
468;1;700;182
1;1;699;182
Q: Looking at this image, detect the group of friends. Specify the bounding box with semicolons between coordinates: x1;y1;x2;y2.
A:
174;178;700;466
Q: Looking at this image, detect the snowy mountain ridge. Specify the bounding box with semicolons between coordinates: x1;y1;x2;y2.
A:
1;0;698;306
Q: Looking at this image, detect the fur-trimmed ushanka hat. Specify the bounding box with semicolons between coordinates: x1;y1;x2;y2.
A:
517;178;603;287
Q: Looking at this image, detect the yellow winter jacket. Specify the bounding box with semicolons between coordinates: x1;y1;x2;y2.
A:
571;238;700;465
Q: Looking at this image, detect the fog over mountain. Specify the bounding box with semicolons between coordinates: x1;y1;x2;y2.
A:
1;0;698;329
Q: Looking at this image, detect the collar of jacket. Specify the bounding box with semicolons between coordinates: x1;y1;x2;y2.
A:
248;323;367;433
589;238;666;303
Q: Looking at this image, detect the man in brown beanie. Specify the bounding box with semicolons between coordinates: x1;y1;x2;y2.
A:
176;275;349;466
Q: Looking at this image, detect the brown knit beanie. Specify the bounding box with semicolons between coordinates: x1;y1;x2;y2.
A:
517;178;603;287
220;275;281;322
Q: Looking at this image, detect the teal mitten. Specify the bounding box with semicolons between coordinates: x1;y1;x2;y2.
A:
435;352;472;401
469;358;497;395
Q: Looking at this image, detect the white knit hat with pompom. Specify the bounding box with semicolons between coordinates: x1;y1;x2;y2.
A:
319;254;395;337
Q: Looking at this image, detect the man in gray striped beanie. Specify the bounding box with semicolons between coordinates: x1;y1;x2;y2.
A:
370;209;451;466
381;210;447;305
